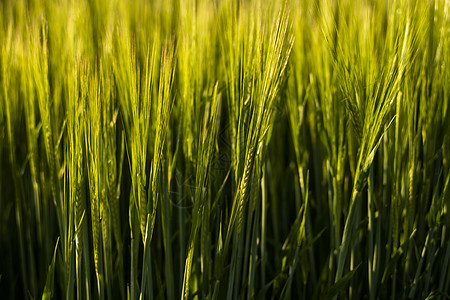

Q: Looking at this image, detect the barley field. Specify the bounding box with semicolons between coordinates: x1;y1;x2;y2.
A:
0;0;449;299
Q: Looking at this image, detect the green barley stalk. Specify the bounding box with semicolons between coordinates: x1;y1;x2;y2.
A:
182;83;220;300
85;61;105;299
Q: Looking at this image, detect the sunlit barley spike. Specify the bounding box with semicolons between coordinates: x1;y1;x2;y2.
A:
139;181;148;240
91;193;101;274
237;144;255;235
408;166;415;228
348;101;363;141
183;236;195;298
102;200;111;255
75;174;84;231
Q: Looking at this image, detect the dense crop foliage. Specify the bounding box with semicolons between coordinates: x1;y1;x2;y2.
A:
0;0;449;299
